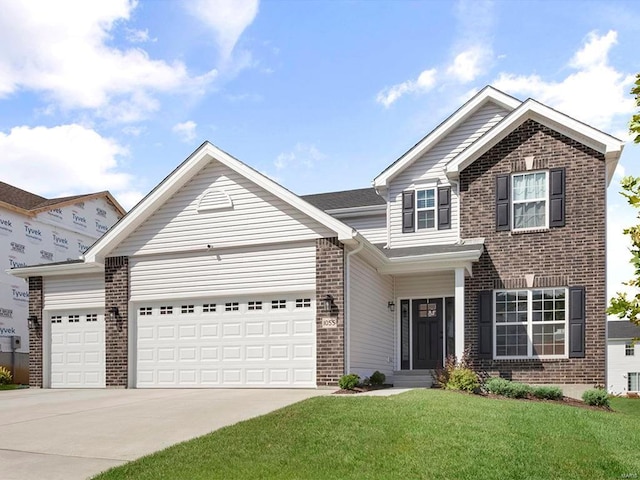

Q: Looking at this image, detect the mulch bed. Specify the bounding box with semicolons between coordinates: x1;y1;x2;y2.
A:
333;384;394;395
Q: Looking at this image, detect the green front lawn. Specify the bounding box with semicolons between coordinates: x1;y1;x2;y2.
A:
94;389;640;480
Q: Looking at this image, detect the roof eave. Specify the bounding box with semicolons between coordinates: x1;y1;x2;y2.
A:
8;261;104;278
378;249;482;275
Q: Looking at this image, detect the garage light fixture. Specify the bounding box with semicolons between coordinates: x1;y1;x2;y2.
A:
28;315;39;329
387;301;396;312
108;306;119;320
322;294;334;313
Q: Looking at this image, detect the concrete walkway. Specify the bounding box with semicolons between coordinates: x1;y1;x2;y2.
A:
0;388;330;480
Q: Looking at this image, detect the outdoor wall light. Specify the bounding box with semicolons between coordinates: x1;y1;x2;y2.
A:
322;294;334;312
387;301;396;312
109;306;119;320
27;315;39;329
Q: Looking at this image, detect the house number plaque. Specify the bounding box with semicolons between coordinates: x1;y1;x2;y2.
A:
321;317;338;328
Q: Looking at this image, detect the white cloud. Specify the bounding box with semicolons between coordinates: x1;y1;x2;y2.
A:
172;121;198;143
187;0;259;63
493;30;635;131
446;47;492;84
126;28;155;43
274;143;325;171
0;124;142;209
0;0;216;122
376;69;437;108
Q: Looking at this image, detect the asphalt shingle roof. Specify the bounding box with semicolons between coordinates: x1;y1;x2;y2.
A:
0;181;47;210
301;187;385;211
608;321;640;339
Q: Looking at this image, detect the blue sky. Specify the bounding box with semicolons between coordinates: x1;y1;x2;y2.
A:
0;0;639;300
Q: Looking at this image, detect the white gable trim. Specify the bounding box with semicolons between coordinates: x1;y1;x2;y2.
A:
445;99;625;185
83;142;356;264
9;261;103;278
372;86;521;188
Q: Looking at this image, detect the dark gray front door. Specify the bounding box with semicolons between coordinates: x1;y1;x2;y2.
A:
412;299;443;369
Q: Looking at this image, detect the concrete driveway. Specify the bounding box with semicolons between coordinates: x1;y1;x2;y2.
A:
0;388;330;480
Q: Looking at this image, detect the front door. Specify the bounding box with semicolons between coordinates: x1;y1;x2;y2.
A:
412;299;443;369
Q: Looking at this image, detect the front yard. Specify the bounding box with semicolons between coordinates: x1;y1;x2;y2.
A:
94;389;640;480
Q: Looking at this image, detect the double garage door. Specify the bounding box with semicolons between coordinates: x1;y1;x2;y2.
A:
49;294;316;388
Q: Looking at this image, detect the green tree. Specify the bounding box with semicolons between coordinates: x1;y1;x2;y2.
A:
607;74;640;327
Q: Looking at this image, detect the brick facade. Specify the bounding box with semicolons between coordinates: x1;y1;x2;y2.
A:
28;276;43;388
316;237;345;387
460;119;606;385
105;256;129;387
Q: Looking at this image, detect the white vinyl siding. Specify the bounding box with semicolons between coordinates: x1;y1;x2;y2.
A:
395;272;454;299
113;160;335;257
130;242;316;302
342;214;387;244
389;102;509;248
349;255;394;380
44;274;105;309
608;338;640;394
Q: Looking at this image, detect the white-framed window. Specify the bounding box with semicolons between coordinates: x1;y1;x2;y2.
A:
181;305;194;314
160;306;173;315
139;307;152;316
625;343;635;356
225;302;239;312
203;303;216;313
494;288;567;359
296;298;311;308
51;315;62;324
512;171;548;231
416;188;436;230
68;314;80;323
248;301;262;311
629;372;640;392
86;314;98;322
271;299;287;310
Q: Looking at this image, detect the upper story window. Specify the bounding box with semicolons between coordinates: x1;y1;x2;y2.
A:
402;186;451;233
416;189;436;230
626;343;635;356
496;168;565;233
512;172;548;230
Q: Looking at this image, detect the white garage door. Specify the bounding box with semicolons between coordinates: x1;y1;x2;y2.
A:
136;294;316;388
50;311;106;388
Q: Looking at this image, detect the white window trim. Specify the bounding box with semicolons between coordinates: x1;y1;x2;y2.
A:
629;372;640;392
415;187;437;231
625;343;635;356
511;170;549;232
493;288;568;360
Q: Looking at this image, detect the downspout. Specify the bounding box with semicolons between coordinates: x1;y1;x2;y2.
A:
344;237;364;375
451;179;461;243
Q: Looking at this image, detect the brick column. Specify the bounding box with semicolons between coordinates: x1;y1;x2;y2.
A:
316;238;345;387
105;256;129;387
28;276;43;388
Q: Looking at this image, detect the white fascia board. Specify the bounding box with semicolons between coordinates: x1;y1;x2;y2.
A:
85;142;357;263
377;249;482;276
8;261;104;278
380;259;474;276
373;86;520;188
446;100;625;185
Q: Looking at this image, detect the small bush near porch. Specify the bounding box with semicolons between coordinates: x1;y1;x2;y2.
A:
94;389;640;480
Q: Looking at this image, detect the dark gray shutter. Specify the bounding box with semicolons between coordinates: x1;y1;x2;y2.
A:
568;286;585;358
478;290;493;359
437;186;451;230
402;191;415;233
549;168;565;227
496;175;510;231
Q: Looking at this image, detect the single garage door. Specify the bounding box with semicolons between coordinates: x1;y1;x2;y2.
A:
136;294;316;388
50;311;106;388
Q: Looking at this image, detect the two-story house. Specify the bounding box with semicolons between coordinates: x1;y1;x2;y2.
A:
0;182;124;383
12;86;623;393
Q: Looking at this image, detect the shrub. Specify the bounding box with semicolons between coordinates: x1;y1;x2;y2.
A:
504;382;532;399
338;373;360;390
369;371;386;386
435;354;456;388
0;366;12;385
484;377;512;396
532;386;563;400
582;388;610;408
445;368;480;393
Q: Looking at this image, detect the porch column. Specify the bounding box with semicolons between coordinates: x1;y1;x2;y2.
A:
454;267;465;360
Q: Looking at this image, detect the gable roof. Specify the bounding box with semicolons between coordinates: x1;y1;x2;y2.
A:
608;321;640;339
82;142;357;264
0;181;126;217
302;187;385;211
445;99;625;185
373;86;521;188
